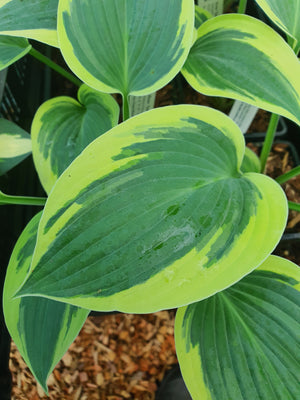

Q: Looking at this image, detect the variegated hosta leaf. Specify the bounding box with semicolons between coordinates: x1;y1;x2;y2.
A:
240;146;261;173
31;84;119;195
16;106;287;312
3;212;89;393
0;0;59;47
0;118;32;175
175;255;300;400
194;5;212;30
58;0;194;98
0;35;31;71
182;14;300;126
255;0;300;46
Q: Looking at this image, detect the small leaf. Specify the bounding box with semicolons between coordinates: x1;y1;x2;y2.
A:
255;0;300;45
31;84;120;194
182;14;300;125
241;147;261;173
175;255;300;400
58;0;194;97
3;212;89;392
194;5;212;30
0;118;32;175
16;106;287;313
0;0;59;47
0;35;31;71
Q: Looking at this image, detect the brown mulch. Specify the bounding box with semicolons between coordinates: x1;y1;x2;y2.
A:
10;312;177;399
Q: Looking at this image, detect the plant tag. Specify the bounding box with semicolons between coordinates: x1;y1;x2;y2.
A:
229;100;259;134
129;93;156;117
197;0;224;16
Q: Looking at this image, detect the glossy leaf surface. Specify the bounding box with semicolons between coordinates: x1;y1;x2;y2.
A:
175;255;300;400
0;118;32;175
182;14;300;125
255;0;300;45
58;0;194;97
0;35;31;70
17;106;287;313
3;212;89;392
0;0;58;47
31;84;119;194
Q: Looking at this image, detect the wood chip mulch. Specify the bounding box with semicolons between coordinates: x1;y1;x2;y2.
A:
9;311;177;399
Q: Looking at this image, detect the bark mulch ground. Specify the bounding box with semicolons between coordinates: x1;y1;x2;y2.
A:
10;311;177;399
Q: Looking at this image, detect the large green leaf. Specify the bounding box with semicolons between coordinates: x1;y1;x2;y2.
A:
0;0;59;47
3;212;89;393
58;0;194;98
0;118;32;175
0;35;31;70
255;0;300;46
31;84;119;194
182;14;300;126
175;255;300;400
16;106;287;313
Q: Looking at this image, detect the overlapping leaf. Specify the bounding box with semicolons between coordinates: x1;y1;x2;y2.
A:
31;84;119;194
240;147;261;173
3;212;89;393
194;5;212;30
255;0;300;46
182;14;300;125
16;106;287;313
0;0;59;47
0;35;31;71
175;255;300;400
58;0;194;98
0;118;32;175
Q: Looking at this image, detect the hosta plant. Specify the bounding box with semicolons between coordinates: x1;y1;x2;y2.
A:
0;0;299;398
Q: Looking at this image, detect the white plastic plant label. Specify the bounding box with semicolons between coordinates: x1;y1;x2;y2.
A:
229;100;259;134
129;93;156;117
197;0;224;16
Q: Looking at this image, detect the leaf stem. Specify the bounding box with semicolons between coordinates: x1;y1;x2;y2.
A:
122;93;130;122
237;0;247;14
0;191;47;206
288;201;300;212
276;166;300;184
29;48;82;87
259;113;280;173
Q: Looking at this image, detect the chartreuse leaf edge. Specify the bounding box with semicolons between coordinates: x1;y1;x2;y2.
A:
15;106;287;313
31;84;120;194
0;0;59;47
57;0;194;97
3;212;89;393
182;14;300;125
255;0;300;46
0;35;31;71
175;255;300;400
